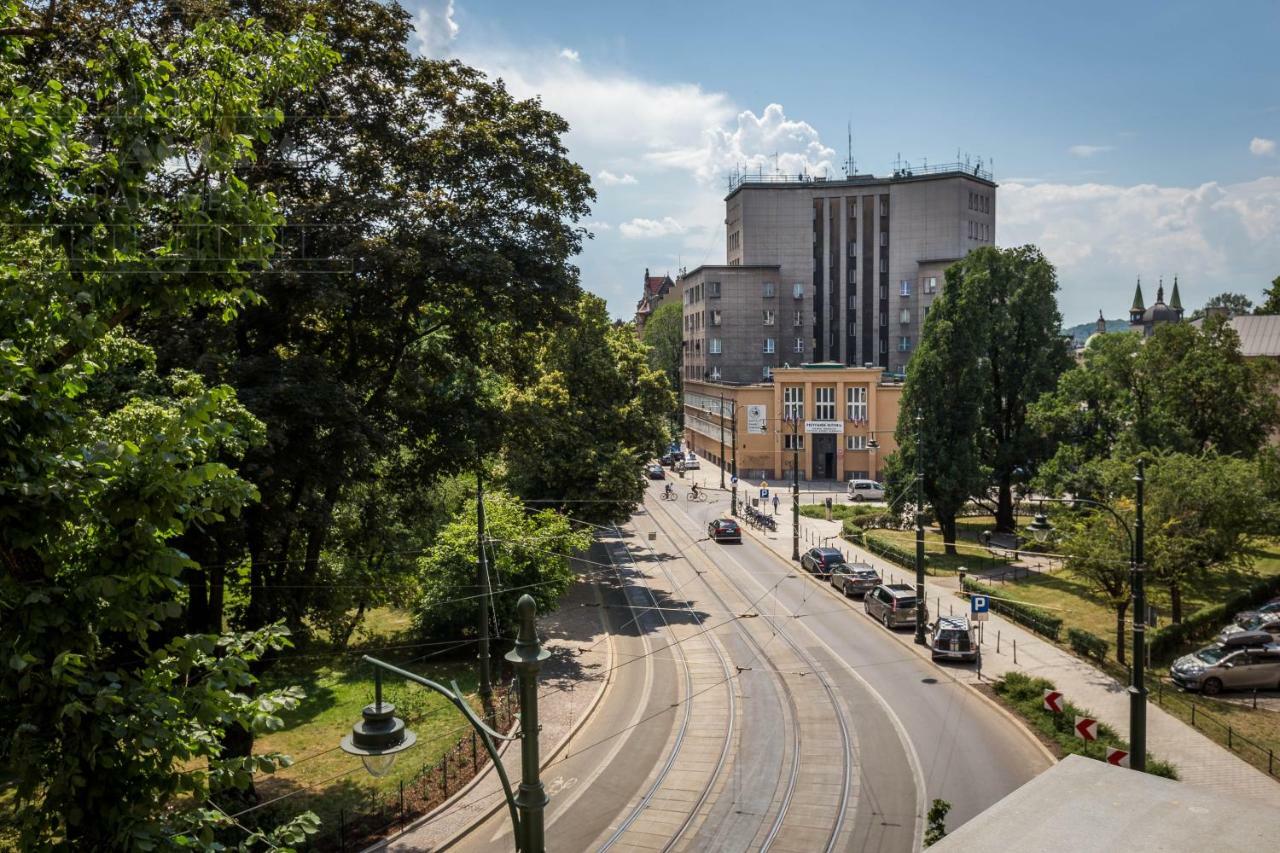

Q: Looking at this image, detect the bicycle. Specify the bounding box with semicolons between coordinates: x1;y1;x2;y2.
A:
686;489;707;502
660;489;678;501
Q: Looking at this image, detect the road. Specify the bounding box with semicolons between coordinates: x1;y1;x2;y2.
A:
445;487;1047;852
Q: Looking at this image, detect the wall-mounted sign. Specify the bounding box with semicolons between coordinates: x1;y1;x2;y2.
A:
804;420;845;434
747;405;767;434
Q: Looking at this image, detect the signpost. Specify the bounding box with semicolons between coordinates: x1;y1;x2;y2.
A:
730;475;738;485
970;594;990;622
1074;716;1099;742
804;420;845;434
747;405;767;435
1105;747;1131;768
760;488;770;499
1042;690;1063;713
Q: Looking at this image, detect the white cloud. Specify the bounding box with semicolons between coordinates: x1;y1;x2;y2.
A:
558;48;580;62
1250;137;1277;157
1000;175;1280;321
619;217;685;239
587;221;611;230
413;0;458;58
1068;144;1113;158
597;170;637;186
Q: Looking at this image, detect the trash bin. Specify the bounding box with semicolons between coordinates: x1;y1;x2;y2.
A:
752;498;759;508
825;496;833;521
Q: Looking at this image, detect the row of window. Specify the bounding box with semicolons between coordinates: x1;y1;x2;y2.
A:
968;192;991;214
728;231;741;252
968;221;991;241
781;386;869;421
706;337;806;355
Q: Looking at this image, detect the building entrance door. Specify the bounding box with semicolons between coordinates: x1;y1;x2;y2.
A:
812;434;837;479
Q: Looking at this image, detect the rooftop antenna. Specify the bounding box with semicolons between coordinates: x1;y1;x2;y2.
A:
845;120;857;177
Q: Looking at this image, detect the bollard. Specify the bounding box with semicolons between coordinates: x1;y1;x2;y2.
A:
443;756;449;795
1013;638;1017;664
1269;749;1274;776
1229;727;1233;749
997;630;1001;654
1253;690;1259;710
1191;703;1197;727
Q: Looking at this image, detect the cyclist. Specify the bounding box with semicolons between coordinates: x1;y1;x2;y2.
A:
663;482;674;500
689;483;701;501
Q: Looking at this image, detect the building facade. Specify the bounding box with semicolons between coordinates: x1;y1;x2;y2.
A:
682;363;903;482
719;164;996;376
634;268;679;337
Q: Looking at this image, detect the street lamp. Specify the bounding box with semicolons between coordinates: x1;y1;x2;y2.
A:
783;411;801;561
341;594;550;850
1021;459;1148;773
913;409;927;646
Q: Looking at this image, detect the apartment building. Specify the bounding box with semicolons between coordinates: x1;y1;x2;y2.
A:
713;163;996;376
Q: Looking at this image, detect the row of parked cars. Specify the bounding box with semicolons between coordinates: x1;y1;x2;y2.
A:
797;547;977;662
1170;597;1280;695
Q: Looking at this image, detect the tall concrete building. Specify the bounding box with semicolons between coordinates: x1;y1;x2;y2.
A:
685;163;996;382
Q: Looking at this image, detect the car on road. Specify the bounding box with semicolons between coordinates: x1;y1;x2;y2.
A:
800;547;844;577
930;616;978;662
660;452;678;467
865;583;928;630
1234;597;1280;627
1218;614;1280;644
646;463;666;480
829;561;880;597
1170;631;1280;694
707;518;741;543
847;479;885;502
682;453;700;470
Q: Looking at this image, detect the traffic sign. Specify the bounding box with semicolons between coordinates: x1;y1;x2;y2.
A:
1105;747;1130;768
970;594;990;622
760;481;768;489
731;475;738;485
1042;690;1063;713
760;488;770;499
1074;716;1098;741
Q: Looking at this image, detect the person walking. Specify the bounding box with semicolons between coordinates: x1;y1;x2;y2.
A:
772;494;779;515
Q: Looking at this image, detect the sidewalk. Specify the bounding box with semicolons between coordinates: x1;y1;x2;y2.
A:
692;454;1280;808
377;568;614;851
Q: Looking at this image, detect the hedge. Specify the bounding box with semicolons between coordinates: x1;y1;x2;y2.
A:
1147;574;1280;661
993;671;1177;778
859;532;919;570
961;577;1062;641
1066;628;1108;661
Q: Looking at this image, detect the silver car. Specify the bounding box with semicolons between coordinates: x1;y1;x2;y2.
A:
930;616;978;662
830;561;880;598
1170;632;1280;695
864;583;927;630
1217;614;1280;644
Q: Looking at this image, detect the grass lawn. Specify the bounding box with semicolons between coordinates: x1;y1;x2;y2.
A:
861;523;1012;576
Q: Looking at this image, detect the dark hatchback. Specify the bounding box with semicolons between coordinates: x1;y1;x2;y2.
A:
800;547;844;577
707;518;742;543
646;463;666;479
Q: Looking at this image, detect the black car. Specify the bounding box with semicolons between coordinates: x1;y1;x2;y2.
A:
707;518;742;543
660;452;678;467
646;463;666;480
800;547;844;576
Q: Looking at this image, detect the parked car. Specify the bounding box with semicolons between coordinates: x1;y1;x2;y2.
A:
864;583;927;629
930;616;978;662
829;561;880;597
1234;597;1280;627
1170;631;1280;695
800;547;844;577
682;453;700;470
660;452;677;467
847;479;885;502
707;518;741;543
646;463;666;480
1218;614;1280;644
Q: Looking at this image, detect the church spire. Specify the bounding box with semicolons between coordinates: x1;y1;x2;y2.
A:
1130;277;1145;324
1156;276;1165;305
1169;275;1183;314
1096;309;1106;334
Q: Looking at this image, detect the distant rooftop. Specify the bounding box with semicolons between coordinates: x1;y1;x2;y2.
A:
727;160;995;194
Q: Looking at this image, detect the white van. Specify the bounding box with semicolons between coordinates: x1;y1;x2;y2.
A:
847;479;885;502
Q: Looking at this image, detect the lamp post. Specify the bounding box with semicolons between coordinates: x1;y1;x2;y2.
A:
913;409;927;646
730;400;739;517
1025;458;1147;772
340;594;550;849
785;412;801;561
717;394;726;490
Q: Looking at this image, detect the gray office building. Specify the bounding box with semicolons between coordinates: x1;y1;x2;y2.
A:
685;162;996;382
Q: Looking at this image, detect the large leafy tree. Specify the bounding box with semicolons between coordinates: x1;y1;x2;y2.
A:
1059;512;1133;664
1188;292;1254;320
1259;275;1280;315
644;300;684;421
505;293;674;524
0;8;334;849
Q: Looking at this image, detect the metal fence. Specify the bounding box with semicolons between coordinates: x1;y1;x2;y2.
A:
1147;676;1277;779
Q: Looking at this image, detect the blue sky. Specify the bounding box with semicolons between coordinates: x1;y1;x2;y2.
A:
409;0;1280;325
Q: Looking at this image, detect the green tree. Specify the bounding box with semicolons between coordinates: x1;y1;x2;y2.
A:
644;299;684;422
1257;276;1280;315
1188;292;1254;321
0;9;334;849
414;490;590;640
505;293;675;524
1059;511;1133;664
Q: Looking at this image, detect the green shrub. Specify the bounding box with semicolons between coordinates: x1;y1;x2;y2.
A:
842;520;865;539
993;672;1178;779
1067;628;1108;661
961;578;1062;641
1148;574;1280;661
859;532;917;569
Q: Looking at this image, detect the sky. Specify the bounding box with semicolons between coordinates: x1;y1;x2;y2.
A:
407;0;1280;326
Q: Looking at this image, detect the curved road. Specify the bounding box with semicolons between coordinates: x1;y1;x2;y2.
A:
445;486;1047;852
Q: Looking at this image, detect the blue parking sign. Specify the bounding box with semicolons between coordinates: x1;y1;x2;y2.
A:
760;488;769;499
971;595;990;619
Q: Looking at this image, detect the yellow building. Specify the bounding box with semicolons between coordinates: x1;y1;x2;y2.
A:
683;363;904;482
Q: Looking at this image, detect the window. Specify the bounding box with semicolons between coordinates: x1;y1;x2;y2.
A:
709;338;722;354
880;199;889;217
783;386;804;421
846;434;868;450
783;432;805;450
793;310;803;327
847;293;857;309
763;310;776;326
763;338;776;354
899;279;912;297
900;309;911;324
880;231;888;247
709;365;721;381
762;365;773;380
793;337;804;353
880;337;888;353
846;386;868;421
899;336;912;352
710;309;722;326
924;276;938;294
793;282;805;299
708;281;721;298
879;257;888;273
763;281;776;297
880;282;888;300
848;267;857;284
879;312;887;326
848;240;857;257
815;386;835;420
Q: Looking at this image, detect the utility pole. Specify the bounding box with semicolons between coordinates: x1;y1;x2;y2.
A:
730;400;739;517
790;414;801;561
507;595;551;853
718;393;726;490
476;468;494;718
914;409;927;645
1130;458;1147;772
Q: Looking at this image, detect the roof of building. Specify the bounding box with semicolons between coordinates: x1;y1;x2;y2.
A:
725;163;997;199
680;264;781;278
1134;282;1183;326
1131;279;1145;312
931;754;1278;853
1192;314;1280;357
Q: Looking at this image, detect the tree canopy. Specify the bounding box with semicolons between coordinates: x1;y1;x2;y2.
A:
1259;275;1280;315
1188;292;1254;320
644;300;684;423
